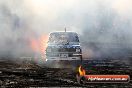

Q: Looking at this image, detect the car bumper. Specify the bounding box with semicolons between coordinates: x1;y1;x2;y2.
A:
46;56;81;61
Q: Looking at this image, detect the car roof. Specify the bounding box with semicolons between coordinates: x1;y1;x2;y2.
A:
50;32;78;35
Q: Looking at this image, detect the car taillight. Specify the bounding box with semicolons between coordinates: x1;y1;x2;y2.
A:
76;48;81;52
46;48;51;52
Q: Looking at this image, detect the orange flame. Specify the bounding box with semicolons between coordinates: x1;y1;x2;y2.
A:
78;65;86;76
30;34;48;58
39;35;48;54
30;38;40;52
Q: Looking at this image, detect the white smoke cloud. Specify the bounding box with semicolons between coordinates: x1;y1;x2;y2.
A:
0;0;132;58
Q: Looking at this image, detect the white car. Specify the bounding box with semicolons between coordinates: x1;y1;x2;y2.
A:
45;32;82;67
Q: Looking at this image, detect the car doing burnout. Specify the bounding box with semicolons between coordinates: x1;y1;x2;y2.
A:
45;32;82;65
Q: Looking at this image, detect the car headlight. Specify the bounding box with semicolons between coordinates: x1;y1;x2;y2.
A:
76;48;81;52
47;48;51;52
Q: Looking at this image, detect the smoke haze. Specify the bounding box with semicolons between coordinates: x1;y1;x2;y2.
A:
0;0;132;59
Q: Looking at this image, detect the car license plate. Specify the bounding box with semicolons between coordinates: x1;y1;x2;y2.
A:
60;54;68;58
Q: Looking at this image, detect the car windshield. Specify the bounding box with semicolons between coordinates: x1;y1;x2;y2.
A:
49;32;79;44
